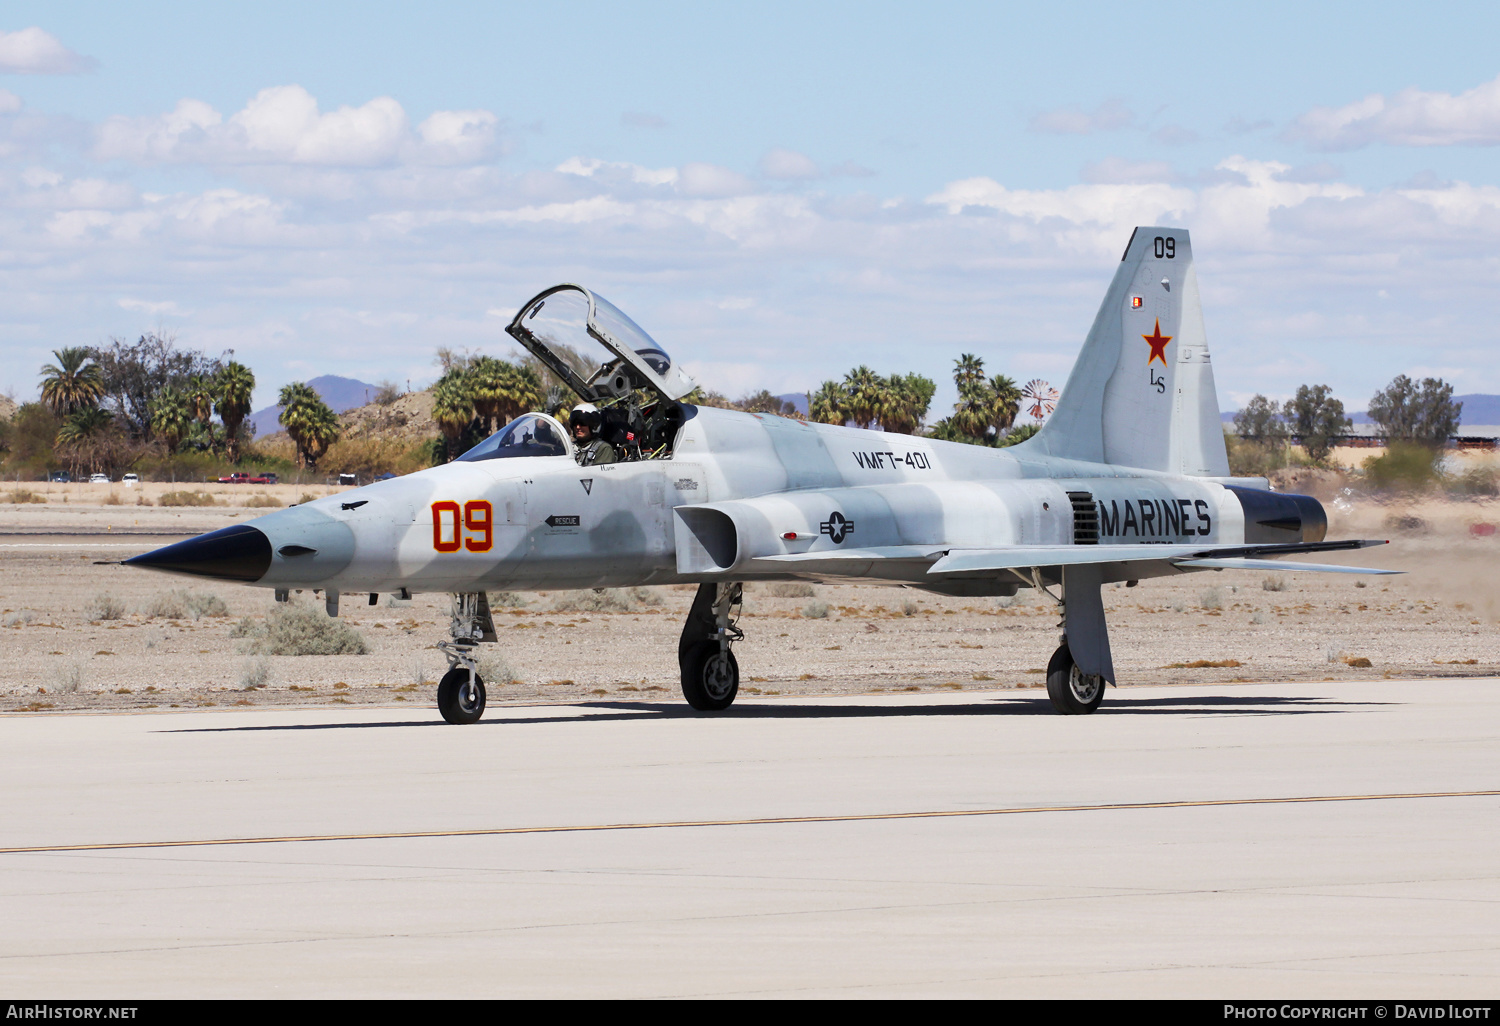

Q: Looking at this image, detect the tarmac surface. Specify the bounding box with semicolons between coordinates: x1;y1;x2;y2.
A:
1;680;1497;999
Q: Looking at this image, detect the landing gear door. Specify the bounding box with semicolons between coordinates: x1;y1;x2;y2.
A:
506;284;697;403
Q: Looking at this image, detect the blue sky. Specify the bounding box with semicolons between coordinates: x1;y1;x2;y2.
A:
3;1;1499;418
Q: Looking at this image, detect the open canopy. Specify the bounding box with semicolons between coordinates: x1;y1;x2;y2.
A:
505;284;696;403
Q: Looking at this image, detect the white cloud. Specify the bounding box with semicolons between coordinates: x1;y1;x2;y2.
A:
1080;157;1179;185
677;162;756;198
118;298;186;316
0;89;21;114
416;109;499;163
1028;99;1134;135
557;156;678;187
1289;73;1500;149
0;27;95;75
760;148;820;180
95;86;500;167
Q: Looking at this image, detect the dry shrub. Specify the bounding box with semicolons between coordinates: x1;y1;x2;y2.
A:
1163;659;1243;669
802;601;829;619
233;601;369;656
86;593;126;621
142;589;228;620
4;489;46;504
103;492;124;506
1343;655;1373;668
240;656;273;689
1199;587;1223;610
549;587;662;612
489;590;529;608
767;582;816;598
242;493;283;508
476;652;520;686
1261;575;1289;592
158;490;219;507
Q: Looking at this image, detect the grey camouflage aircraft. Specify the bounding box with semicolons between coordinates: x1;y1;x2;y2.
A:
126;227;1392;722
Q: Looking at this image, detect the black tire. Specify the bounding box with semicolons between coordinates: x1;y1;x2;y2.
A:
438;666;487;724
680;641;739;711
1045;642;1105;715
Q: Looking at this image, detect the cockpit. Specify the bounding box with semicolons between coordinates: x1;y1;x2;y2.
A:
504;284;697;461
455;412;571;463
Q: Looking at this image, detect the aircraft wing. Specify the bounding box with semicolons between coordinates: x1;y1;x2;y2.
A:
927;539;1393;577
746;539;1395;578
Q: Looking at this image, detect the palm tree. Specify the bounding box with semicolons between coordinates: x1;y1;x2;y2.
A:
39;348;105;417
494;362;543;424
56;406;115;476
431;373;476;462
809;381;846;425
187;375;216;431
879;373;936;435
841;366;884;429
214;361;256;463
149;387;192;456
279;382;339;469
988;374;1021;434
954;354;986;395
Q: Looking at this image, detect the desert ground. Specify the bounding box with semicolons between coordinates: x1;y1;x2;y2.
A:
2;477;1498;715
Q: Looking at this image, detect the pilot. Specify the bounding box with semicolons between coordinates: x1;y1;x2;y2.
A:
569;403;617;466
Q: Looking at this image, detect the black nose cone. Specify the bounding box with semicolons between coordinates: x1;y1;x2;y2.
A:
125;524;273;583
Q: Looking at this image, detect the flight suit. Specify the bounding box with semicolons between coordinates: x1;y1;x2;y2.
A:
575;437;617;467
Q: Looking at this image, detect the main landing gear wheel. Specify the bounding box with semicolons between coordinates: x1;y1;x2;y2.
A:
1045;642;1104;716
438;666;487;724
680;641;739;711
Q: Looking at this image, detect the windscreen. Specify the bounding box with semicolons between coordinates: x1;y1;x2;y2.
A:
455;413;569;462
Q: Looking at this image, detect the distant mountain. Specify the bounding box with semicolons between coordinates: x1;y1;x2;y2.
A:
249;375;383;437
1222;393;1499;429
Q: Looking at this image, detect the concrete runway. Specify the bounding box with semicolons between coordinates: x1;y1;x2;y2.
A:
1;680;1497;998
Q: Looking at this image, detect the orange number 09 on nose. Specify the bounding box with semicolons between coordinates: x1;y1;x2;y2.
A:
431;501;493;553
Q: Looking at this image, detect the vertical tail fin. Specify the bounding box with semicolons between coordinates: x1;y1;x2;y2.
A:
1021;227;1229;476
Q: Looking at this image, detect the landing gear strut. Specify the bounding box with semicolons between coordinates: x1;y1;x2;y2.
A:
679;582;743;711
436;592;497;724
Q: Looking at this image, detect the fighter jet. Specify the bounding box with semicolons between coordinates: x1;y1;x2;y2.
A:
125;227;1392;722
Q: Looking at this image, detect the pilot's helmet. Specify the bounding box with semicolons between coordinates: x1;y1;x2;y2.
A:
568;402;602;433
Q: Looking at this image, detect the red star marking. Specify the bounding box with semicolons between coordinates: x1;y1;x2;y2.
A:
1143;319;1172;366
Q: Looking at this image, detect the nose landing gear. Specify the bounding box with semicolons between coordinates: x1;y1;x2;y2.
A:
436;592;497;724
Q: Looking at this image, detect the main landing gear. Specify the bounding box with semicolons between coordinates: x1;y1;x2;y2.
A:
437;592;497;724
1025;565;1112;716
1045;641;1104;715
678;582;743;711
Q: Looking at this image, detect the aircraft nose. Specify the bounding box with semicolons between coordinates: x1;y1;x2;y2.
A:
124;524;273;583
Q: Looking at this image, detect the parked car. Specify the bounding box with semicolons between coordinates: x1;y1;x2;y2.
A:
248;472;278;485
89;473;109;484
338;473;357;486
218;472;253;484
122;473;140;487
375;471;397;481
48;471;71;483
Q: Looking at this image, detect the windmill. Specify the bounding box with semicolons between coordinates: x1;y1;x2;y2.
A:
1022;379;1058;422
